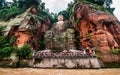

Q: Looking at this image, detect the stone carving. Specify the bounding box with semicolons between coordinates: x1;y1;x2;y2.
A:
73;4;120;62
73;4;120;51
44;15;76;52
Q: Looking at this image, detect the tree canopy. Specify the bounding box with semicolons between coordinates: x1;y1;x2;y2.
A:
0;0;40;20
0;0;114;21
58;0;114;20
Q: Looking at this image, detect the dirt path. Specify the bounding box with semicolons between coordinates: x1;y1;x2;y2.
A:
0;68;120;75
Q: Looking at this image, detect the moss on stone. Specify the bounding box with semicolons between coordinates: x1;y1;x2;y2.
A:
104;62;120;68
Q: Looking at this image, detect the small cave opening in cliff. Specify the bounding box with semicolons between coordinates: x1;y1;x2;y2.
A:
103;21;115;34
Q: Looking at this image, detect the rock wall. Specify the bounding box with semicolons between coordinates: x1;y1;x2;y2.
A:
33;58;104;68
6;6;51;49
14;29;31;47
2;3;120;63
72;4;120;62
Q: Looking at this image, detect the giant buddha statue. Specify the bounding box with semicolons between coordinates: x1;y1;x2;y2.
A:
44;15;76;52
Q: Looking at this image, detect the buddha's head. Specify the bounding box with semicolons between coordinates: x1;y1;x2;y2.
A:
58;15;64;21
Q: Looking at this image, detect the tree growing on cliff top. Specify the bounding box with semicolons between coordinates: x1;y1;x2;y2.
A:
86;0;114;13
0;0;40;20
0;0;6;8
59;0;114;20
86;0;112;8
73;0;112;8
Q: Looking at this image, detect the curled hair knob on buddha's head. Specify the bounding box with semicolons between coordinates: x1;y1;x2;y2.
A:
58;15;64;21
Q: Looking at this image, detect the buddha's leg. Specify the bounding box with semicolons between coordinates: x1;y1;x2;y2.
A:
66;29;77;50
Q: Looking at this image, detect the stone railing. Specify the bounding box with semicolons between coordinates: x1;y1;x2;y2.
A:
33;50;96;58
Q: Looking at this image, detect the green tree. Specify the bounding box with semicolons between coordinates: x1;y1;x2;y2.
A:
85;0;112;7
18;0;39;10
0;26;5;36
72;0;114;14
40;2;45;10
86;0;114;13
51;13;58;23
0;36;16;60
58;10;69;20
0;0;40;20
12;44;32;67
0;26;16;60
0;47;13;59
17;44;32;59
0;0;5;8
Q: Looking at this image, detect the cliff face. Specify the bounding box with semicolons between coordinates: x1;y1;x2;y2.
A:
1;2;120;63
3;6;51;49
72;4;120;62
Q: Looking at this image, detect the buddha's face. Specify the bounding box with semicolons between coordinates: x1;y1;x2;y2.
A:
58;15;64;21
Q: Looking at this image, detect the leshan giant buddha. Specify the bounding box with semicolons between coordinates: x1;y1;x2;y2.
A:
44;15;77;52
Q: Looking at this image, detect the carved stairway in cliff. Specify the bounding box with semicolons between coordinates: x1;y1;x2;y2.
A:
32;15;104;68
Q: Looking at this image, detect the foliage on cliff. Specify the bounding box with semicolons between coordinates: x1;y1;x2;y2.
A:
0;0;54;59
58;0;114;21
0;30;32;60
13;44;32;59
0;26;16;60
0;0;40;21
111;49;120;55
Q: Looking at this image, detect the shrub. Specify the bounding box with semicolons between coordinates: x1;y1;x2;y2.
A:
0;47;13;60
17;44;32;59
0;35;17;60
104;62;120;68
111;49;120;55
0;6;21;20
0;36;7;48
9;36;16;45
0;26;5;36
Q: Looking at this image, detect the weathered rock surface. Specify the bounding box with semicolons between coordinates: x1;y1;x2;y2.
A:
44;15;76;51
1;6;51;49
0;2;120;65
72;4;120;62
33;58;103;68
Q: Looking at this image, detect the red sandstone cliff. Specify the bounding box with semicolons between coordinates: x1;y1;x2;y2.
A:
6;6;51;50
72;4;120;62
2;3;120;62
